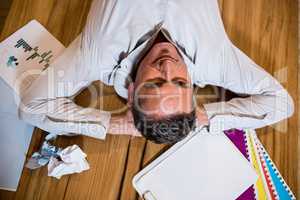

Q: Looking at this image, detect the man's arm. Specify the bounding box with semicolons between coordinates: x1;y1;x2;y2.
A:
20;0;143;139
198;39;294;132
19;35;112;139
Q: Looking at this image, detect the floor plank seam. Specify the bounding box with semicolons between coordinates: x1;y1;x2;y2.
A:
62;175;71;200
117;138;132;200
135;141;148;200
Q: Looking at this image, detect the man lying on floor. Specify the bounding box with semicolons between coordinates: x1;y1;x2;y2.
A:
19;0;294;144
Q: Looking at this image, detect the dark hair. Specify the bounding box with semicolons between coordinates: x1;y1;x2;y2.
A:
132;105;196;144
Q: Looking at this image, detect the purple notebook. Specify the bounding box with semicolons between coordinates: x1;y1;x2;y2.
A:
224;129;256;200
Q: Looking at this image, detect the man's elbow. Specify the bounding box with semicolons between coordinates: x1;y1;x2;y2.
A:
269;92;294;125
18;99;33;121
286;93;295;118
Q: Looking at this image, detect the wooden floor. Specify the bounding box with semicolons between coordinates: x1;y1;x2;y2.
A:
0;0;298;199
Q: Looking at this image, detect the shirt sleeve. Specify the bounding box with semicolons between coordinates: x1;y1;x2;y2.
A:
19;35;111;140
201;39;294;132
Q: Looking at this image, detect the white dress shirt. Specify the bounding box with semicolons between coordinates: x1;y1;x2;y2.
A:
19;0;294;139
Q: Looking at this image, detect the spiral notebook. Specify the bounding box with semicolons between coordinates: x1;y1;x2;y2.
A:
225;129;295;200
132;127;258;200
251;133;296;200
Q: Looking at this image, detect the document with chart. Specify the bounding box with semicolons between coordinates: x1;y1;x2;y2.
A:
0;20;65;95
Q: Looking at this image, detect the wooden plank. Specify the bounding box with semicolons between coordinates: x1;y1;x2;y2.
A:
63;134;130;200
284;0;298;194
0;0;12;33
0;0;54;41
119;137;146;200
0;190;15;200
63;95;132;200
222;0;298;196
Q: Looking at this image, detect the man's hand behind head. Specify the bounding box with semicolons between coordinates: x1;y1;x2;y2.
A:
108;110;142;137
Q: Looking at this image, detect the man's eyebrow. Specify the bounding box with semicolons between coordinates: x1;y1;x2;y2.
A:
172;77;188;82
144;77;166;83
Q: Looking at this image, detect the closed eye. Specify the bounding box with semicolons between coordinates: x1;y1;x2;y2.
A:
172;78;190;88
143;78;166;88
142;78;190;89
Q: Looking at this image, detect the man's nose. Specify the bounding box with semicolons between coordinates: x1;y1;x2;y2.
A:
159;59;177;80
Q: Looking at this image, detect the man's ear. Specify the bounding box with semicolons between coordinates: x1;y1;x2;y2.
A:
127;82;135;108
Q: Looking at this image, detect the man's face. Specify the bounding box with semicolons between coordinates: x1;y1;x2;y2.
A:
131;42;194;119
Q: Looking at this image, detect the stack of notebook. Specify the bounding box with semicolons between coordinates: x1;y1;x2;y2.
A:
133;128;296;200
224;129;296;200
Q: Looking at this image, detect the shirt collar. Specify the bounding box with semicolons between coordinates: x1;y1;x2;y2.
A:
120;25;197;78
